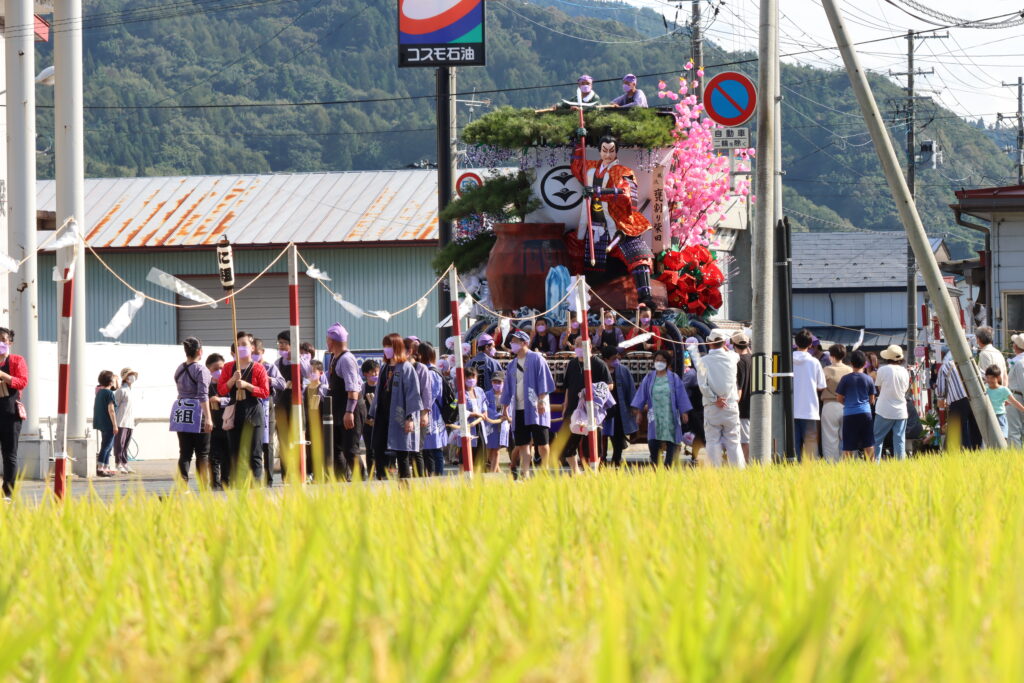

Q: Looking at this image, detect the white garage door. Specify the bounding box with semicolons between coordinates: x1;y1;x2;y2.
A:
176;274;316;347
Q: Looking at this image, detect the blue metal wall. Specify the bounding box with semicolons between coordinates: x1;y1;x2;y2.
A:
36;245;439;349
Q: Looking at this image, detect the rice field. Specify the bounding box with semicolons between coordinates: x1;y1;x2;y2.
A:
2;452;1024;681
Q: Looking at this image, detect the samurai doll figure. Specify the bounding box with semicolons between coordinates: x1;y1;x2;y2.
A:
568;134;655;309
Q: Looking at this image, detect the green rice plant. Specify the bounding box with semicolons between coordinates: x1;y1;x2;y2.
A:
1;452;1024;680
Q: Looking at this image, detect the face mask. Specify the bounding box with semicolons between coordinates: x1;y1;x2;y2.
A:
310;371;321;383
0;342;9;355
510;342;523;354
211;369;222;380
640;317;651;325
486;346;496;357
465;378;477;389
622;83;632;92
654;361;668;372
237;346;251;359
300;353;311;363
536;325;546;333
251;354;262;363
382;347;395;360
574;348;584;359
366;375;378;386
492;383;503;393
125;375;136;385
604;318;614;326
580;84;592;93
279;350;290;360
609;359;619;368
571;321;580;330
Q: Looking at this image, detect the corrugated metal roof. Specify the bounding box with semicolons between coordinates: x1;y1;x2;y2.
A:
36;170;455;248
790;232;944;290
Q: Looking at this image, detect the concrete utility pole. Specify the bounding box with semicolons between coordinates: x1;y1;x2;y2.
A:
691;0;703;102
6;0;41;473
998;77;1024;185
749;0;777;463
889;29;941;368
436;65;457;338
821;0;1006;448
53;0;91;475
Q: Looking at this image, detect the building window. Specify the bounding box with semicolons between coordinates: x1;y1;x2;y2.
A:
1004;291;1024;345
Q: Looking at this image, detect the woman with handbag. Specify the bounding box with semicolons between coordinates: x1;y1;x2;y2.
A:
217;331;270;486
369;333;424;480
0;327;28;499
171;337;214;487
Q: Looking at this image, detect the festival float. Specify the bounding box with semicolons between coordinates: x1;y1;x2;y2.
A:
436;67;753;376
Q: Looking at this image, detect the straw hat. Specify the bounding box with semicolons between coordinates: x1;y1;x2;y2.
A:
1012;333;1024;350
707;329;731;343
880;344;904;361
730;331;750;347
120;367;138;381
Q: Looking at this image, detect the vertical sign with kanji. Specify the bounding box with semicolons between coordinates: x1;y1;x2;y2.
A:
650;164;667;254
399;0;485;67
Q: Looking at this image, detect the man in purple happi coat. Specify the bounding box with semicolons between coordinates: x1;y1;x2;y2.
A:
499;329;555;478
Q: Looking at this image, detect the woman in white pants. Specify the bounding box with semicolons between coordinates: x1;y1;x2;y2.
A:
820;344;851;463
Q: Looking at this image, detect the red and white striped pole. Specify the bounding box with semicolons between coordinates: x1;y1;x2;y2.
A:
448;268;473;477
287;245;307;483
576;276;599;470
54;249;76;500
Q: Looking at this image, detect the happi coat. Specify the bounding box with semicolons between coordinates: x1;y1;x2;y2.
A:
631;370;693;443
604;361;639;436
369;361;425;452
499;350;556;428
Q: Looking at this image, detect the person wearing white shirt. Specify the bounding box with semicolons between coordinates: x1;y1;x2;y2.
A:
792;329;827;461
976;326;1007;383
873;344;911;460
696;329;745;468
1007;334;1024;448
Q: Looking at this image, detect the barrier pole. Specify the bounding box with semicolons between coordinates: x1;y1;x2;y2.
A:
54;266;74;499
287;245;307;483
448;269;473;477
577;277;599;470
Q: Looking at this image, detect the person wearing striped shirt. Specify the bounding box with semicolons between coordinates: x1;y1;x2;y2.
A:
936;351;981;450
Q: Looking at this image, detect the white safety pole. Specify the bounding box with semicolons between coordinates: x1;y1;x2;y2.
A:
448;268;473;477
577;277;599;470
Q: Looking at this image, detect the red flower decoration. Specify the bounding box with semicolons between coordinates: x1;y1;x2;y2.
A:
687;299;707;315
668;290;688;308
658;271;680;288
679;272;697;292
699;287;723;310
662;251;685;271
700;262;723;289
692;245;712;265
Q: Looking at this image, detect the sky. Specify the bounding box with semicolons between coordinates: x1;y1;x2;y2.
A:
621;0;1024;128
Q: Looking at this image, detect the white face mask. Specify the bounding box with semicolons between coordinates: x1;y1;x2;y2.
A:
510;342;523;354
654;361;668;372
604;318;614;326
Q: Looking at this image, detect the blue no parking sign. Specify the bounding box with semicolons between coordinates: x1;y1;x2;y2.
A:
704;72;758;127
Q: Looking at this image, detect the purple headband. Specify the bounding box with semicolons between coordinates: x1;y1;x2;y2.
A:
622;73;637;83
578;74;592;84
326;323;348;342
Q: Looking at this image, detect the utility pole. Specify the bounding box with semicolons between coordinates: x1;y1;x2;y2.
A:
889;29;941;366
691;0;703;102
998;77;1024;185
821;0;1006;449
436;66;457;336
749;0;777;463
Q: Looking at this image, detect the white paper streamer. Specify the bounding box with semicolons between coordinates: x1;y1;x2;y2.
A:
457;295;473;320
305;264;331;281
499;317;511;342
370;310;392;322
437;314;453;328
146;267;217;308
52;259;75;283
44;229;79;251
99;292;145;339
851;328;866;351
0;254;18;274
618;332;652;349
332;292;365;319
415;297;429;318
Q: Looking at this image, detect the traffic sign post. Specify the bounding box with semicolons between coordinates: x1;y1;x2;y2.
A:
712;127;750;149
456;172;482;197
704;72;758;127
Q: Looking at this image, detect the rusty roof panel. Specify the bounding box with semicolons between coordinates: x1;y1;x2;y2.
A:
35;170;462;248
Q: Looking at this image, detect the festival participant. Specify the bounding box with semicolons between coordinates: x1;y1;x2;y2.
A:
820;344;852;464
625;304;661;351
697;329;745;469
866;351;881;382
205;353;229;489
369;333;425;480
632;349;692;468
610;73;648;108
276;330;311;389
113;368;138;474
361;359;380;476
463;367;491;466
558;336;613;471
792;329;826;461
499;329;555;479
873;345;910;460
485;371;511;472
936;348;981;450
835;350;876;460
601;346;638;467
569;135;656;309
984;364;1024;439
418;343;448;476
976;326;1006;383
592;312;625;349
811;337;832;368
530;318;558;355
1007;334;1024;448
172;337;214;486
469;333;502;392
323;323;364;481
560;312;583;351
253;338;286;486
571;74;600;105
405;337;432;472
218;331;270;485
93;370;119;477
0;328;26;497
732;331;753;460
